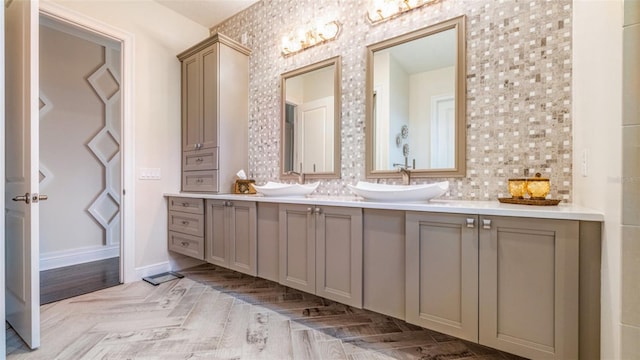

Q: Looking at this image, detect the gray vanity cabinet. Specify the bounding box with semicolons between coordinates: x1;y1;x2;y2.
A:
478;216;579;359
178;33;250;193
205;199;257;276
405;212;479;342
279;204;363;308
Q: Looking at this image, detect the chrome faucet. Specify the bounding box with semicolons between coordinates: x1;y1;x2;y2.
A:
399;167;411;185
286;171;305;184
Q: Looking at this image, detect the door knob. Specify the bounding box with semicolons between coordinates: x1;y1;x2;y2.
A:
32;193;48;203
12;193;30;204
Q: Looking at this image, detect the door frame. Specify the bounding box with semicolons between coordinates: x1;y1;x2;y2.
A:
1;1;6;355
38;2;136;282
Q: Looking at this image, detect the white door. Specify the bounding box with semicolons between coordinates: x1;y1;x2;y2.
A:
430;96;455;169
297;97;334;173
5;0;41;349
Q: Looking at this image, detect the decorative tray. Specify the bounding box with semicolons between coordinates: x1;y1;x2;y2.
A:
498;197;561;206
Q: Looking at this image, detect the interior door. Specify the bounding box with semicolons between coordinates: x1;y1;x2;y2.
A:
298;97;334;173
5;0;41;349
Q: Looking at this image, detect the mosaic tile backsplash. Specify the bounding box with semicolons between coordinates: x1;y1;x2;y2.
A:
211;0;573;201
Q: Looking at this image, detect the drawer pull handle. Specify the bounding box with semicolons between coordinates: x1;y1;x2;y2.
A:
466;218;475;228
182;202;189;207
196;157;203;163
482;219;492;230
182;220;189;225
196;179;203;184
181;241;189;247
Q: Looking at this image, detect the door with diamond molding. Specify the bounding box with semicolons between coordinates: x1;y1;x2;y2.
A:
39;18;122;270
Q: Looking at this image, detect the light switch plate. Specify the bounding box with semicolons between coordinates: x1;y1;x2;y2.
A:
139;168;161;180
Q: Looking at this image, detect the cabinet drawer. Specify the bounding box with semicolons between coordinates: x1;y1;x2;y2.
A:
168;231;204;260
168;211;204;237
183;148;218;171
182;170;218;192
168;197;204;214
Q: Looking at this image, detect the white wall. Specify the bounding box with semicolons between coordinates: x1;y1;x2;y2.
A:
46;0;209;275
572;1;623;358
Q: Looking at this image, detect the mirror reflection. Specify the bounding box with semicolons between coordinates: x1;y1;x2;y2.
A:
281;56;341;179
366;16;466;178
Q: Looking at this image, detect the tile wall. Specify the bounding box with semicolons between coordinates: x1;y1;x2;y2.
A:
211;0;573;201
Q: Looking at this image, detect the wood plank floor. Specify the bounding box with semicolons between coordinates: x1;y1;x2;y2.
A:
8;264;526;359
40;257;121;305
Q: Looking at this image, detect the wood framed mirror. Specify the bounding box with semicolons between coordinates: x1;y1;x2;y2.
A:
281;56;341;180
365;16;466;179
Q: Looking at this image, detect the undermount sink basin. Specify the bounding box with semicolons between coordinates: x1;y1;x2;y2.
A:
347;181;449;202
253;181;320;197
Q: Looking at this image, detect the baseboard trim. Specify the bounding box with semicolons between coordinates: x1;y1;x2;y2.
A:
134;261;171;281
40;245;120;271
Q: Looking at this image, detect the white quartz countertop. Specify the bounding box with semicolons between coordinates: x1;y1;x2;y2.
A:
164;192;604;222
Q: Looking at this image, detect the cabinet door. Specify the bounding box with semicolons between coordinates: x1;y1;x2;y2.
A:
406;212;478;342
201;44;218;150
205;199;228;266
363;209;405;319
228;201;257;276
279;204;315;294
479;216;579;359
316;206;363;308
181;53;201;152
257;202;279;282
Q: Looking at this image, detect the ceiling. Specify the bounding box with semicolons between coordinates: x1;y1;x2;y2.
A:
154;0;259;28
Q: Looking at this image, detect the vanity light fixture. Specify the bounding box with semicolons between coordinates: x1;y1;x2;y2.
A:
366;0;437;25
281;20;341;57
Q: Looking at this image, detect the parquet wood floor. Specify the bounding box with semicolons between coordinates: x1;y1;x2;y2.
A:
7;264;526;359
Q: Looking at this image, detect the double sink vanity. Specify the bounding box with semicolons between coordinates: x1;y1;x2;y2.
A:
166;190;603;360
168;13;603;360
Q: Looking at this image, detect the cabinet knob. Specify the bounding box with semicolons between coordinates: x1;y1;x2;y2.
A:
466;218;475;228
182;202;189;207
196;178;203;184
307;207;313;213
196;157;203;163
314;207;322;215
482;219;492;230
225;201;233;207
181;241;189;247
181;220;189;225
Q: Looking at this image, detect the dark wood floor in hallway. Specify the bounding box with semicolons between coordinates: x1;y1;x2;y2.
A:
40;257;120;305
8;264;526;359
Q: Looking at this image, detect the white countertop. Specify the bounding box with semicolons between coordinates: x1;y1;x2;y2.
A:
164;192;604;222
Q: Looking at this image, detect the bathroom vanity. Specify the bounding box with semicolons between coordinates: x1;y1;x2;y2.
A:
165;193;602;360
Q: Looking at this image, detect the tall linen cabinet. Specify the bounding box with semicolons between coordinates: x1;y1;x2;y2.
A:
177;33;251;193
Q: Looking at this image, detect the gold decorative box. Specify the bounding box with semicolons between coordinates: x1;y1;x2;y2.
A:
234;180;256;194
526;173;550;200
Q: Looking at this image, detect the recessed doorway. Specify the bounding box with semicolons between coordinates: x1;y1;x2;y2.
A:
38;15;123;304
